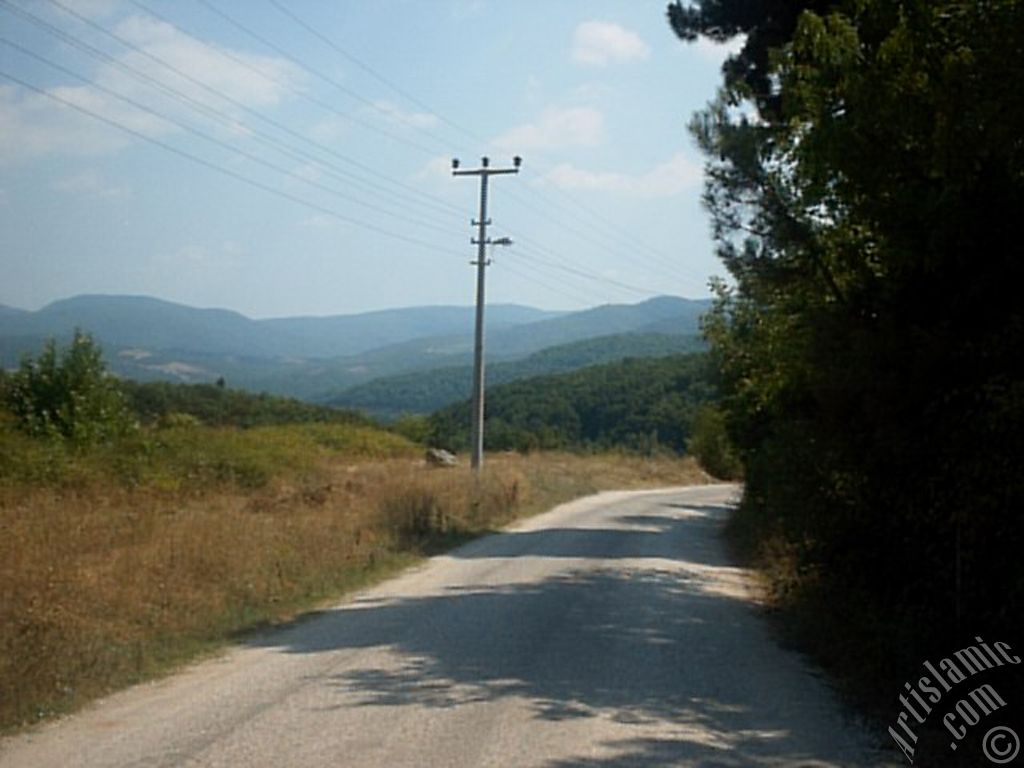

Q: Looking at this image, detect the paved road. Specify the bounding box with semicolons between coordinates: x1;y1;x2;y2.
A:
1;484;894;767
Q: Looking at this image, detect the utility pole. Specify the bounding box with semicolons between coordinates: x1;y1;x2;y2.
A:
452;155;521;473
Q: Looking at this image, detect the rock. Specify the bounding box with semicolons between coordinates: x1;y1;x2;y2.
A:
425;448;458;468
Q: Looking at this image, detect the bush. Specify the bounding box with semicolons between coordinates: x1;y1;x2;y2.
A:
687;404;742;480
4;331;134;445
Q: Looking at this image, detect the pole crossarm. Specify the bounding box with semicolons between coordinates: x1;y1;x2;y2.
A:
452;155;521;473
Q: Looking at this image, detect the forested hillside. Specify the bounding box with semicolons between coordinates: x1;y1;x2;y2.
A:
119;379;370;429
331;333;705;418
0;295;707;402
670;0;1024;723
429;353;715;454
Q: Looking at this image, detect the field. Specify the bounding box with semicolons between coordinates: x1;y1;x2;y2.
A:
0;416;708;732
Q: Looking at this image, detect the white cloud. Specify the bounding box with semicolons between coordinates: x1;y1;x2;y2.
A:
693;34;747;63
0;85;133;162
493;107;604;152
570;81;613;104
370;100;438;129
308;115;350;144
299;214;339;230
539;152;703;198
416;155;456;181
169;240;245;267
111;16;302;109
0;15;304;164
53;170;132;199
572;21;650;67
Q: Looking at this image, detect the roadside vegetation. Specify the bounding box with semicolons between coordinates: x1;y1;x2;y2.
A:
670;0;1023;735
429;353;718;456
0;332;709;732
329;332;705;419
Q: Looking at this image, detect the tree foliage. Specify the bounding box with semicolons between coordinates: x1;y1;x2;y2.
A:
3;330;134;444
429;354;715;455
331;332;705;420
119;379;369;430
671;0;1024;668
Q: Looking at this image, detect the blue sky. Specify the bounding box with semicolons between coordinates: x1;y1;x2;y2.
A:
0;0;737;318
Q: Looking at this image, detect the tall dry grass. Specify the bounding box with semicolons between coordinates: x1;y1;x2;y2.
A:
0;426;706;731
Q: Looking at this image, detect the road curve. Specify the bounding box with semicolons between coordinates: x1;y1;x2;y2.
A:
1;484;895;767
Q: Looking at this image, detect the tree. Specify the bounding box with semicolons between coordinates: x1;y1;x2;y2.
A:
4;331;134;444
670;0;1024;659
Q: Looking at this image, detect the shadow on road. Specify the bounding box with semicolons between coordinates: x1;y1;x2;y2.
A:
443;502;735;566
244;497;878;767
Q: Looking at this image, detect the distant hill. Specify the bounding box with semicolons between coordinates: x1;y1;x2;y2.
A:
329;332;707;419
0;295;561;360
429;353;715;454
486;295;708;357
275;296;711;401
261;304;559;358
344;295;712;364
0;294;711;402
1;295;290;358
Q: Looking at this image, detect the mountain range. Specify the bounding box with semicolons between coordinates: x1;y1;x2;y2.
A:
0;294;711;404
329;332;706;418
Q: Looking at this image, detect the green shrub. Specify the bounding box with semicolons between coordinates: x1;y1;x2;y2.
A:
687;404;742;480
4;331;134;445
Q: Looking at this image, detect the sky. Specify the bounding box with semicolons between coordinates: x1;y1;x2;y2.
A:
0;0;738;319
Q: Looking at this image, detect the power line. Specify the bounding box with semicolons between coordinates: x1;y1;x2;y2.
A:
497;260;597;307
452;155;521;472
497;252;624;306
242;0;708;292
538;185;708;286
0;68;461;259
489;219;669;298
194;0;452;156
513;246;664;298
40;0;439;159
192;1;708;297
12;0;707;308
29;0;465;223
499;183;703;290
0;37;461;241
265;0;481;149
4;0;467;235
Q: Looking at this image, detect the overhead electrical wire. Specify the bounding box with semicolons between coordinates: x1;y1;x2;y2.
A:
26;0;465;223
4;3;617;305
161;0;700;299
513;247;665;298
510;181;711;289
39;0;444;159
497;185;700;290
265;0;482;150
0;68;462;259
500;255;632;306
248;0;710;294
5;0;696;306
193;0;453;156
496;260;598;307
0;38;460;241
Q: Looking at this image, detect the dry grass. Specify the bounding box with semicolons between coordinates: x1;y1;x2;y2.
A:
0;431;706;732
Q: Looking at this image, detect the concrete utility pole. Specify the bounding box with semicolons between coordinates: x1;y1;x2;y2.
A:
452;155;521;473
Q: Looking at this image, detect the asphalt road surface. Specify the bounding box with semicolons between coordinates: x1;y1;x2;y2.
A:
1;484;896;767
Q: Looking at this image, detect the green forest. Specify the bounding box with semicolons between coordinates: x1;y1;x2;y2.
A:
0;332;370;437
428;354;716;455
120;378;369;429
669;0;1023;718
331;332;705;419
